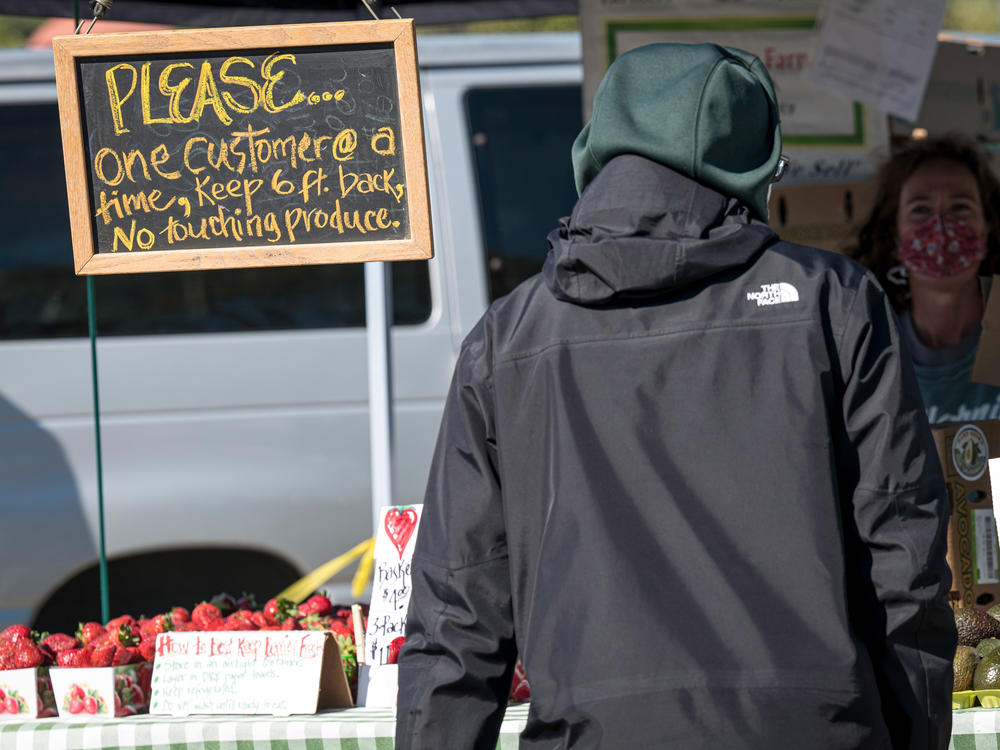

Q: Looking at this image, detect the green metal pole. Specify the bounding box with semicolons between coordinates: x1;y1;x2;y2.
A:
76;0;110;624
86;278;110;624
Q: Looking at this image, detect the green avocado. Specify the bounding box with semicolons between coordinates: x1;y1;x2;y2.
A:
979;638;1000;659
975;649;1000;690
956;645;979;691
955;607;1000;647
988;603;1000;622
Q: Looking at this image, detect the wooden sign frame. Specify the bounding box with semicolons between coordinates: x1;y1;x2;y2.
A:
53;20;432;275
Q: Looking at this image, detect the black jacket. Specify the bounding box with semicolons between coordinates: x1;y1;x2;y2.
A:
396;155;956;750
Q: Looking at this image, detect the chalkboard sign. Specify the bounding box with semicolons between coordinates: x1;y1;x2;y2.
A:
53;21;432;274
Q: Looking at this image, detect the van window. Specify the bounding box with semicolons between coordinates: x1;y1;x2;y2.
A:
0;102;430;340
466;85;582;301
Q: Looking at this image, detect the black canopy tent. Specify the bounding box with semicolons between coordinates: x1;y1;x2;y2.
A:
0;0;578;26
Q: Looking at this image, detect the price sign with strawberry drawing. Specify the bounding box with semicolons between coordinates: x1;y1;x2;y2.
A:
364;505;423;667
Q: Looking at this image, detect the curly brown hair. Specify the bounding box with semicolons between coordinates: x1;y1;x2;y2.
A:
845;135;1000;311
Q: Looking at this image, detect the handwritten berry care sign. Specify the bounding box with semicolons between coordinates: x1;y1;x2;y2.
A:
52;20;431;275
364;504;422;666
149;631;351;716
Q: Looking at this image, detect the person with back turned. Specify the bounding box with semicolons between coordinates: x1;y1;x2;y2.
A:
395;42;956;750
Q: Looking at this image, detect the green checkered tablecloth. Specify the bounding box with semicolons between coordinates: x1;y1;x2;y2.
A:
953;709;1000;750
8;705;997;749
0;704;530;749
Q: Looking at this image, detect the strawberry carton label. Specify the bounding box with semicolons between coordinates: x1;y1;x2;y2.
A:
358;504;423;706
0;667;57;720
49;663;150;719
149;631;352;716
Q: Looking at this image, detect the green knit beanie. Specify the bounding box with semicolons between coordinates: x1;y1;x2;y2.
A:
572;42;782;221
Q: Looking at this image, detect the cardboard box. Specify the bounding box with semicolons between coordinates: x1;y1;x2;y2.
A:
49;662;151;718
0;667;56;720
971;275;1000;388
767;179;878;254
932;421;1000;609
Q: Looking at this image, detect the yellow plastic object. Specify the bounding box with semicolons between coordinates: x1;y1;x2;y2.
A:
953;690;977;709
976;690;1000;708
278;537;376;603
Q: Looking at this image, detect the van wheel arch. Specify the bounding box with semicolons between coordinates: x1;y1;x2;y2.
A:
31;547;302;633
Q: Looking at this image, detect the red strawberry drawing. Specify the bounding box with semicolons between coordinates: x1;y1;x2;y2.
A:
386;636;405;665
67;697;84;714
384;506;419;558
83;696;98;714
5;696;18;714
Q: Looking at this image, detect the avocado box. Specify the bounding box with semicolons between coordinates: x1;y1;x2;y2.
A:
931;420;1000;610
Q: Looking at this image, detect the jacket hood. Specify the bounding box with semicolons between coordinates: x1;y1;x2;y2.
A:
544;154;778;305
572;42;782;221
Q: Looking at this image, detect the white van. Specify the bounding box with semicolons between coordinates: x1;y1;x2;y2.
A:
0;31;583;632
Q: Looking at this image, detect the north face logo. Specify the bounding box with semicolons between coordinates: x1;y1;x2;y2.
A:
747;282;799;306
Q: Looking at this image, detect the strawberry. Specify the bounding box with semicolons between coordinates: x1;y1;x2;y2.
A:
83;695;98;714
138;637;156;662
191;602;223;631
298;594;332;618
280;617;301;630
329;620;353;638
112;646;134;666
298;614;326;631
90;640;116;667
0;625;31;646
114;623;140;648
235;592;258;611
77;622;106;645
250;611;269;629
0;644;14;670
105;614;135;630
508;661;530;703
386;636;405;665
140;614;174;639
170;607;190;625
225;611;256;631
13;640;44;669
41;633;79;654
209;592;237;616
262;597;297;625
57;648;92;668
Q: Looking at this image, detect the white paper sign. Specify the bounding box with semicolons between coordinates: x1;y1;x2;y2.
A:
987;457;1000;581
364;504;423;666
149;631;348;716
808;0;948;122
578;0;889;186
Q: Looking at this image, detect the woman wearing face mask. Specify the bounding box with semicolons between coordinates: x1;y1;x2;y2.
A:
848;135;1000;424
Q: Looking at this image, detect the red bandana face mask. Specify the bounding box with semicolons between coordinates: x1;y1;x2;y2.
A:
896;214;987;278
